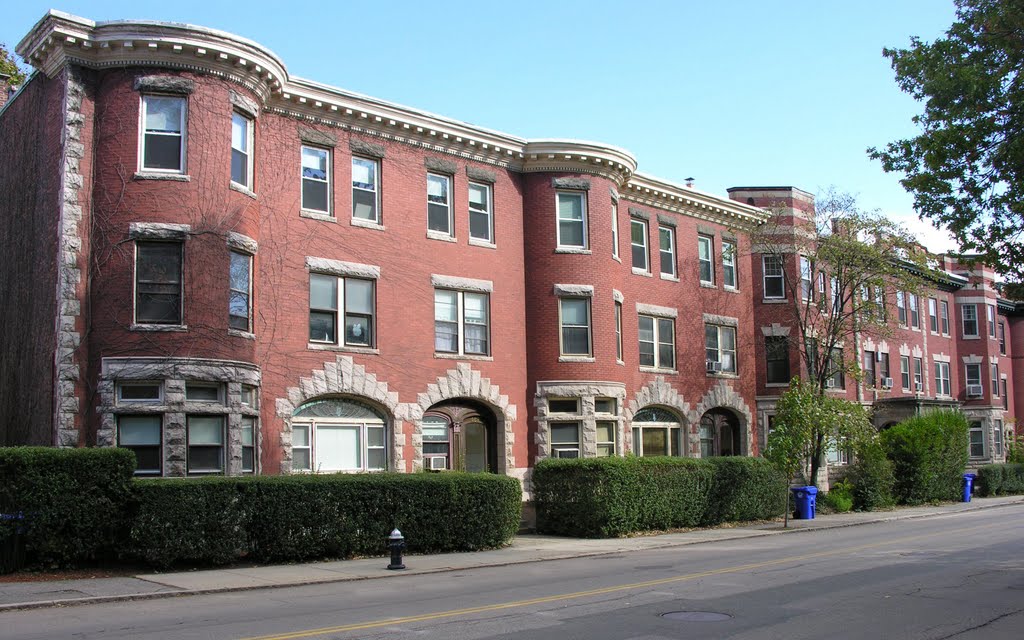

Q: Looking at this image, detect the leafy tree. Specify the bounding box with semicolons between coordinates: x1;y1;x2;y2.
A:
764;378;875;489
751;189;928;399
869;0;1024;293
0;43;27;86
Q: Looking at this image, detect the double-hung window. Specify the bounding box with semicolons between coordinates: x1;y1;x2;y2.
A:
800;256;812;300
897;291;907;326
698;235;714;285
135;242;183;325
827;348;845;389
987;305;997;338
991;362;1000;396
909;293;920;328
309;274;374;347
658;226;676;277
705;324;737;374
550;422;581;458
864;351;876;388
940;300;950;334
995;420;1004;456
765;336;790;384
611;202;620;259
229;251;252;332
965;363;983;396
999;322;1006;354
913;357;923;391
118;415;162;476
427;173;453;235
556;192;587;249
722;240;737;288
241;417;256;473
559;298;591;356
615;301;623;362
969;421;984;458
631;219;649;271
762;255;784;299
935;361;951;396
301;146;330;214
639;315;675;370
928;298;938;333
352;157;379;223
230;112;253;189
900;355;911;390
468;182;493;243
434;289;489;356
141;95;186;172
187;415;224;475
962;304;979;337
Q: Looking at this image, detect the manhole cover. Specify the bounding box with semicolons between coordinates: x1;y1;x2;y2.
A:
662;611;732;622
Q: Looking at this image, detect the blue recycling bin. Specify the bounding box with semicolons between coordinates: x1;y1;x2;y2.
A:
963;473;977;502
791;486;817;519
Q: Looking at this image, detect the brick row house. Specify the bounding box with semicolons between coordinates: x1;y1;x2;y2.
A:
1;12;1021;488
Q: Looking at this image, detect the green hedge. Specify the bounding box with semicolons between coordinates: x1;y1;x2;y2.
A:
847;441;895;511
533;457;785;537
129;472;522;568
0;447;136;568
880;410;969;505
976;464;1024;496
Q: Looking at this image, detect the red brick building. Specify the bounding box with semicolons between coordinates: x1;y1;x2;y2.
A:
1;12;1020;485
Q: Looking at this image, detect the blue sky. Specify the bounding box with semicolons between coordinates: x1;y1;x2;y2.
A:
3;1;959;251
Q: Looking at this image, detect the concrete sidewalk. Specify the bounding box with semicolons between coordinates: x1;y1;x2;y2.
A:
2;495;1021;611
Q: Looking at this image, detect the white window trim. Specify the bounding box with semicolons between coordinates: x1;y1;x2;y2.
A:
186;415;226;475
117;414;163;476
230;111;253;190
611;201;620;260
139;94;187;174
352;156;380;224
116;382;163;405
300;145;331;215
631;218;649;272
558;297;592;358
133;241;185;328
658;225;676;278
434;289;491;357
799;256;812;301
706;323;738;375
427;173;454;239
229;250;253;334
556;191;588;250
698;235;715;285
308;273;376;349
291;418;387;473
934;361;951;397
762;255;784;299
722;240;737;289
962;303;979;338
638;313;676;371
468;181;493;244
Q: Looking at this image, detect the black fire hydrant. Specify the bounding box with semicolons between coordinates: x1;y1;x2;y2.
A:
386;528;406;570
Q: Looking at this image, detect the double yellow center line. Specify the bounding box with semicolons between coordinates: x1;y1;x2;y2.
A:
240;520;1006;640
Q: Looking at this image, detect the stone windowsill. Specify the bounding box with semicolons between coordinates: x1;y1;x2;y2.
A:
229;182;257;199
134;171;190;182
300;210;336;222
631;267;652;278
660;274;680;282
427;230;457;243
307;343;380;355
228;329;256;340
131;323;187;332
724;286;741;294
761;298;788;304
351;217;385;231
434;352;494;362
612;254;621;263
708;372;739;379
765;382;790;388
640;366;678;375
700;281;717;289
554;247;591;255
559;355;595;363
468;237;497;250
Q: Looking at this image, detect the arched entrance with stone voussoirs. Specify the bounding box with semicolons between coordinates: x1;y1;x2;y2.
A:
421;399;498;473
699;408;742;457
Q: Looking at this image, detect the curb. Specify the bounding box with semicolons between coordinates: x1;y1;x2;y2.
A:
2;498;1021;612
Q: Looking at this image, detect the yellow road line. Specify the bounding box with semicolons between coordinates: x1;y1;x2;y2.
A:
238;520;1010;640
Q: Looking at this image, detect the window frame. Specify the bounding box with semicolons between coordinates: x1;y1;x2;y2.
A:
705;323;738;374
230;111;253;189
900;355;911;390
987;304;997;338
928;297;938;333
913;356;923;391
468;181;493;243
550;421;581;458
799;256;813;300
638;314;675;370
241;416;256;474
433;288;490;356
614;300;623;362
962;303;979;337
300;145;331;215
658;225;676;277
897;291;907;326
698;235;715;285
186;414;225;475
940;300;950;335
118;414;163;476
969;421;984;458
631;218;649;272
722;240;737;289
934;361;951;396
556;191;588;250
116;382;162;404
140;94;187;173
999;321;1006;354
134;241;183;326
965;362;983;394
991;362;1000;396
908;293;920;328
765;336;790;384
762;255;784;299
426;173;453;236
558;297;592;357
351;156;380;224
308;273;376;348
611;201;620;259
291;417;387;473
229;250;253;333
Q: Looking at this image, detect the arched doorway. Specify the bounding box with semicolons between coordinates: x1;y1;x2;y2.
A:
631;406;683;457
291;397;388;472
700;408;741;457
423;400;497;472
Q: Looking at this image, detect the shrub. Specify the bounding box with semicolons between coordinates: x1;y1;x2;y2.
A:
881;410;969;505
0;447;136;568
533;457;785;537
976;464;1024;496
821;480;854;513
129;472;522;568
847;441;895;511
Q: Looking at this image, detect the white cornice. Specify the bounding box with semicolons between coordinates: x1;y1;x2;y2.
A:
16;11;764;228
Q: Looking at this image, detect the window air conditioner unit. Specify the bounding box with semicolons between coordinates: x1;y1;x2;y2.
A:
706;360;722;373
554;448;580;459
915;382;923;392
825;379;836;389
881;377;893;389
967;384;984;398
428;456;447;471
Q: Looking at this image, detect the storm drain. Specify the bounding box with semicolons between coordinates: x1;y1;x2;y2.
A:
661;611;732;622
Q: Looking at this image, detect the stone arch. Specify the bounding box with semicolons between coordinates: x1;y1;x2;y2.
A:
414;363;518;477
275;355;403;474
626;376;693;455
688;381;755;457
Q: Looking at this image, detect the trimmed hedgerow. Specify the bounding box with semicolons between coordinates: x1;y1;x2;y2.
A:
0;447;136;568
976;464;1024;496
880;410;969;505
532;457;785;537
127;472;522;568
847;440;895;511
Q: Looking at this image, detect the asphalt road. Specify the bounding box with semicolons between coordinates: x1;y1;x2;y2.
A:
3;504;1022;639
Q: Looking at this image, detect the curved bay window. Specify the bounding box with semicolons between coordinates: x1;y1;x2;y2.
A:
422;403;497;472
631;407;682;457
700;408;741;457
291;398;387;472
